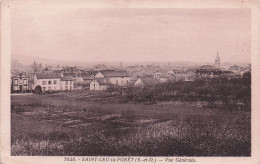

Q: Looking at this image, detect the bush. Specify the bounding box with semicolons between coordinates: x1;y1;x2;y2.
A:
123;74;251;109
34;85;42;94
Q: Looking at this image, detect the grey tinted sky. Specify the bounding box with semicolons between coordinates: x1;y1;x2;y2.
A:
11;8;251;63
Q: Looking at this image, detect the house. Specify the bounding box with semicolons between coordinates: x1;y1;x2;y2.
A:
222;70;234;78
90;78;108;91
60;76;74;90
153;70;169;83
33;72;74;92
134;77;160;87
167;69;195;81
229;65;246;75
62;72;83;90
175;73;195;81
157;76;169;83
153;71;163;78
61;66;84;74
195;65;222;79
81;73;94;89
94;70;131;86
11;72;30;93
63;73;83;84
89;70;131;91
166;70;177;81
33;73;61;92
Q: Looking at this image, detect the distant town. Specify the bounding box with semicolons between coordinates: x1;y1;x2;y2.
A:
11;52;251;93
9;7;252;157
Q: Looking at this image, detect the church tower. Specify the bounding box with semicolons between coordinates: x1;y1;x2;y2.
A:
215;51;220;68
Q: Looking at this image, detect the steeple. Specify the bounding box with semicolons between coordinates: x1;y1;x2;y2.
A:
215;51;220;68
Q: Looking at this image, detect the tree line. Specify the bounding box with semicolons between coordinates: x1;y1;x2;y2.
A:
111;72;251;110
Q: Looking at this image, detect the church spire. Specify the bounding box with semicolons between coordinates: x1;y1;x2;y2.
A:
215;51;220;68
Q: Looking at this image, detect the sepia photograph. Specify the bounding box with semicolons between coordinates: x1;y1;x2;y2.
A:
9;8;252;156
1;0;260;163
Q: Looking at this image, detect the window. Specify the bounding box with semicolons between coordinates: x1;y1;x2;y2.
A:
116;80;118;85
65;81;68;85
127;80;128;84
94;84;95;89
23;85;27;90
23;79;27;84
48;81;52;85
70;81;72;85
54;80;57;84
48;87;51;90
54;86;56;90
65;86;68;90
14;79;18;85
122;80;123;84
42;81;46;85
42;87;46;91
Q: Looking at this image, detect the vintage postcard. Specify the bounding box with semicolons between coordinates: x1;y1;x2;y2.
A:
1;0;260;163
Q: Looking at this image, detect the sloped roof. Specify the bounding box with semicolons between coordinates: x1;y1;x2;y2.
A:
139;77;160;86
62;66;77;70
61;76;74;81
195;69;222;73
81;73;93;79
229;65;244;71
35;73;61;79
175;73;195;78
63;73;80;78
87;70;99;76
100;70;130;77
12;72;29;78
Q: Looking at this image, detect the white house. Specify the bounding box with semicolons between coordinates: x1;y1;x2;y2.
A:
154;71;163;78
63;73;84;84
134;77;160;87
94;70;131;86
60;77;74;90
33;73;61;92
90;78;108;91
158;77;168;83
33;73;74;92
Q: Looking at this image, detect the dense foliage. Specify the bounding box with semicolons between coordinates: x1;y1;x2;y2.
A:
121;72;251;110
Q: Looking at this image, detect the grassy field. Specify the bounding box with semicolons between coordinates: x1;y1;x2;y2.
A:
11;91;251;156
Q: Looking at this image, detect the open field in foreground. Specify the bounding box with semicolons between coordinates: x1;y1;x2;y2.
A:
11;91;251;156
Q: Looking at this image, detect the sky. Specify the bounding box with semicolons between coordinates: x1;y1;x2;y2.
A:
11;8;251;63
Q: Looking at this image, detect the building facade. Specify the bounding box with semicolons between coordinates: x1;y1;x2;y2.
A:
60;77;74;90
33;73;74;92
11;72;30;93
90;78;108;91
33;73;61;91
95;70;131;86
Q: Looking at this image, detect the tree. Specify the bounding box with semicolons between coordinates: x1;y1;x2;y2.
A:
34;85;42;94
240;71;251;110
31;61;43;73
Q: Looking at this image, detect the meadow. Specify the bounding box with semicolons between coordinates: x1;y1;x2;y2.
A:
11;91;251;156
